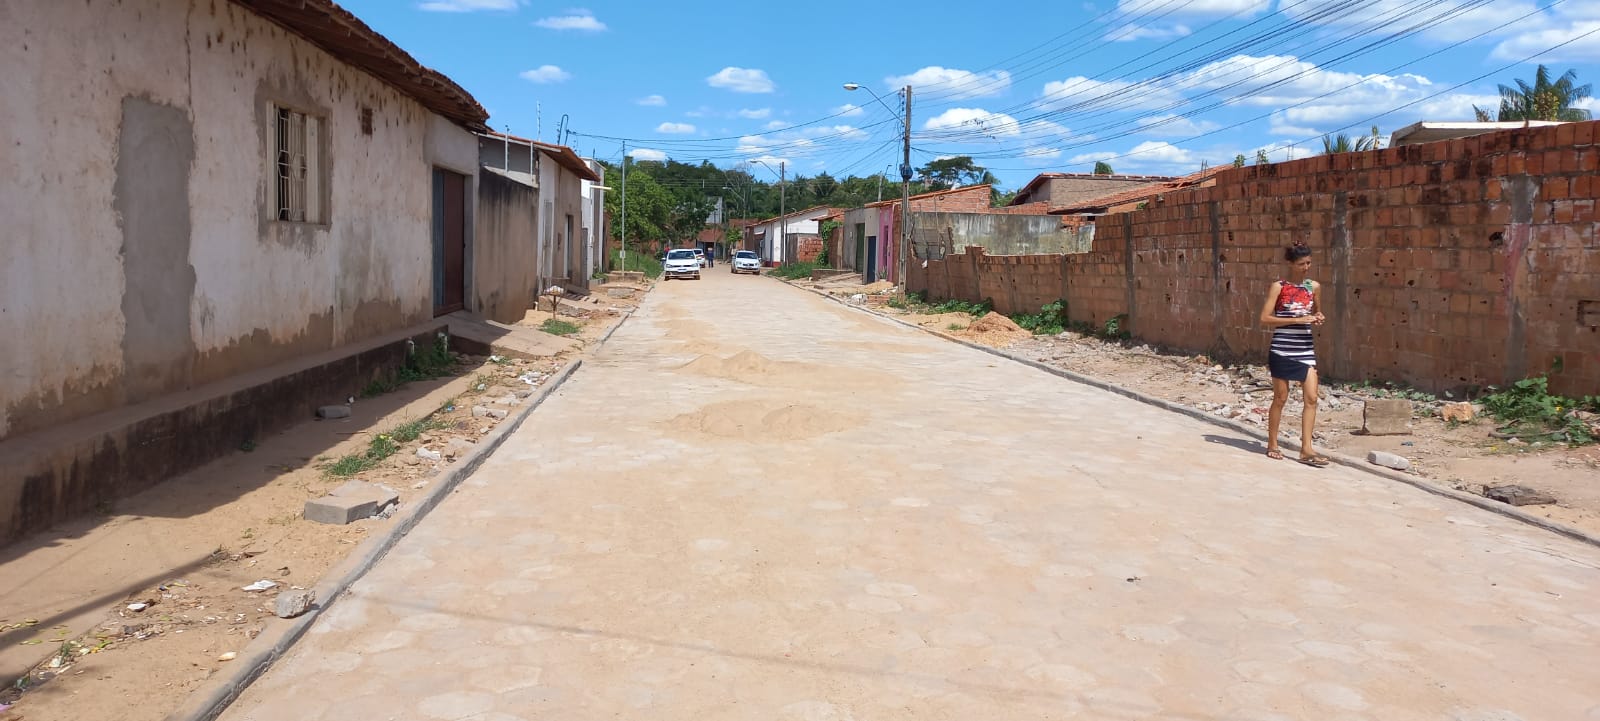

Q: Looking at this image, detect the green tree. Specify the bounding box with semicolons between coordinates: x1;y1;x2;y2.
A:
1093;161;1114;175
1232;154;1247;168
1254;149;1270;165
916;156;996;191
1474;65;1593;122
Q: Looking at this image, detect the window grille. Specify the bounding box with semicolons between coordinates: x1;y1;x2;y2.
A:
274;107;321;222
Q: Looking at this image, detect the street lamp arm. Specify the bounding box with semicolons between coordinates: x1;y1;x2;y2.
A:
843;83;906;132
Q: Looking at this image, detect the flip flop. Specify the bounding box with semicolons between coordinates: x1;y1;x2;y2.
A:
1265;449;1284;460
1298;455;1330;468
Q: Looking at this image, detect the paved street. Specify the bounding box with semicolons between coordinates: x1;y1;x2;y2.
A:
220;269;1600;721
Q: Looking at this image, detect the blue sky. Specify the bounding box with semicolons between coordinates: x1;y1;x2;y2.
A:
343;0;1600;189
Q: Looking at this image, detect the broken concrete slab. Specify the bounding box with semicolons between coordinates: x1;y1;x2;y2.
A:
1367;450;1411;471
471;405;509;420
605;287;638;299
444;438;476;458
1362;399;1413;435
1485;485;1556;507
305;481;400;525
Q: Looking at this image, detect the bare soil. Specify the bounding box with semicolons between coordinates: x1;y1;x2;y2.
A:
0;285;643;721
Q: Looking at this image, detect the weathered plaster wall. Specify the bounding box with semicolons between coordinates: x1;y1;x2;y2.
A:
475;170;538;323
0;0;479;441
550;163;587;289
910;212;1091;258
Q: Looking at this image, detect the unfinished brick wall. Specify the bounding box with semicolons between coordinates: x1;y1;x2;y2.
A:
910;121;1600;395
794;234;824;263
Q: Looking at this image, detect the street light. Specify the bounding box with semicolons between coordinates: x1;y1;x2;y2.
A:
747;159;786;264
845;82;912;292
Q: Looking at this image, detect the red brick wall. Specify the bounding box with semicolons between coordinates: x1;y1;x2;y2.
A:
794;234;824;263
910;121;1600;395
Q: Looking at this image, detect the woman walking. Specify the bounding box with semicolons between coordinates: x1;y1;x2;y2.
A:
1258;241;1329;467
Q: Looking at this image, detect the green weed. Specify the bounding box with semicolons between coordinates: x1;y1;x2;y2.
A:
770;261;824;280
1012;299;1069;335
930;298;993;317
541;319;581;336
1480;375;1596;445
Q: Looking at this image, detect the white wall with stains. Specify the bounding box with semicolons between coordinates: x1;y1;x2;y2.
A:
0;0;479;440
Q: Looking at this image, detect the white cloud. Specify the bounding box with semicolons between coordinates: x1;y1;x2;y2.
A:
1136;114;1221;137
519;65;570;84
1492;20;1600;63
737;108;772;119
707;67;776;93
736;125;866;160
1267;113;1323;138
534;11;606;31
419;0;519;11
745;154;790;169
685;107;713;118
1577;97;1600;112
923;107;1023;136
1039;76;1183;112
763;120;792;130
1116;0;1268;15
884;67;1011;99
834;103;865;118
1069;141;1196;170
1184;54;1438;126
629;148;667;162
1112;24;1192;42
637;95;667;107
656;122;696;134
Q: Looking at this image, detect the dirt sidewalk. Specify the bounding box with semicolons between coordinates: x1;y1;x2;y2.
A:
0;281;646;721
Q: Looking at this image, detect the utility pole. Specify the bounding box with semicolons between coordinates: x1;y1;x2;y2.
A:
620;140;627;272
899;85;912;292
778;161;786;265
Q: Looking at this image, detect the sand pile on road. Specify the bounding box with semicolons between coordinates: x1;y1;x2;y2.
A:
860;281;896;293
679;350;783;381
667;400;859;441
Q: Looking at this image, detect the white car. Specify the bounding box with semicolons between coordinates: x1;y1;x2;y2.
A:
692;248;708;268
731;250;761;275
663;248;701;280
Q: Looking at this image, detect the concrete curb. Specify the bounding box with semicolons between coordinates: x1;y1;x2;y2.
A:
166;316;628;721
785;280;1600;552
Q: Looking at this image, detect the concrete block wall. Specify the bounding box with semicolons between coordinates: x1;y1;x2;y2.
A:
910;121;1600;396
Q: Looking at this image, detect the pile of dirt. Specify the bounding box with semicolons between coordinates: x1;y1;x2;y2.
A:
860;280;896;294
957;312;1034;348
667;400;859;441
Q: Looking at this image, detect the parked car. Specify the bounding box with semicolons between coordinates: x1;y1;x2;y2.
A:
692;248;708;268
663;248;701;280
731;250;762;275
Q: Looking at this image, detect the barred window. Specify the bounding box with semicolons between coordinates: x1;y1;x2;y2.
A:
273;106;323;223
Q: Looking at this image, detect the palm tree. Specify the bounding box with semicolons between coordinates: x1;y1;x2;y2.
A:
1473;65;1593;122
1321;126;1382;154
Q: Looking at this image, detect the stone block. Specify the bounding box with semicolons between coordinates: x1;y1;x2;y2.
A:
1485;485;1556;507
1367;450;1411;471
274;590;317;619
1361;399;1413;435
317;405;352;419
304;495;381;525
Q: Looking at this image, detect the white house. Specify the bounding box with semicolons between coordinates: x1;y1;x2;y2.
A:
747;206;837;265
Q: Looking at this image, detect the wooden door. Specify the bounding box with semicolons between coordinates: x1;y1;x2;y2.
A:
432;169;466;315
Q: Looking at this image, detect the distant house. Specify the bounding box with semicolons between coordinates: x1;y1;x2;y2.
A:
746;206;840;265
1389;120;1567;147
1053;167;1226;220
1008;172;1177;212
476;133;603;312
837;184;1059;283
1;0;494;542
